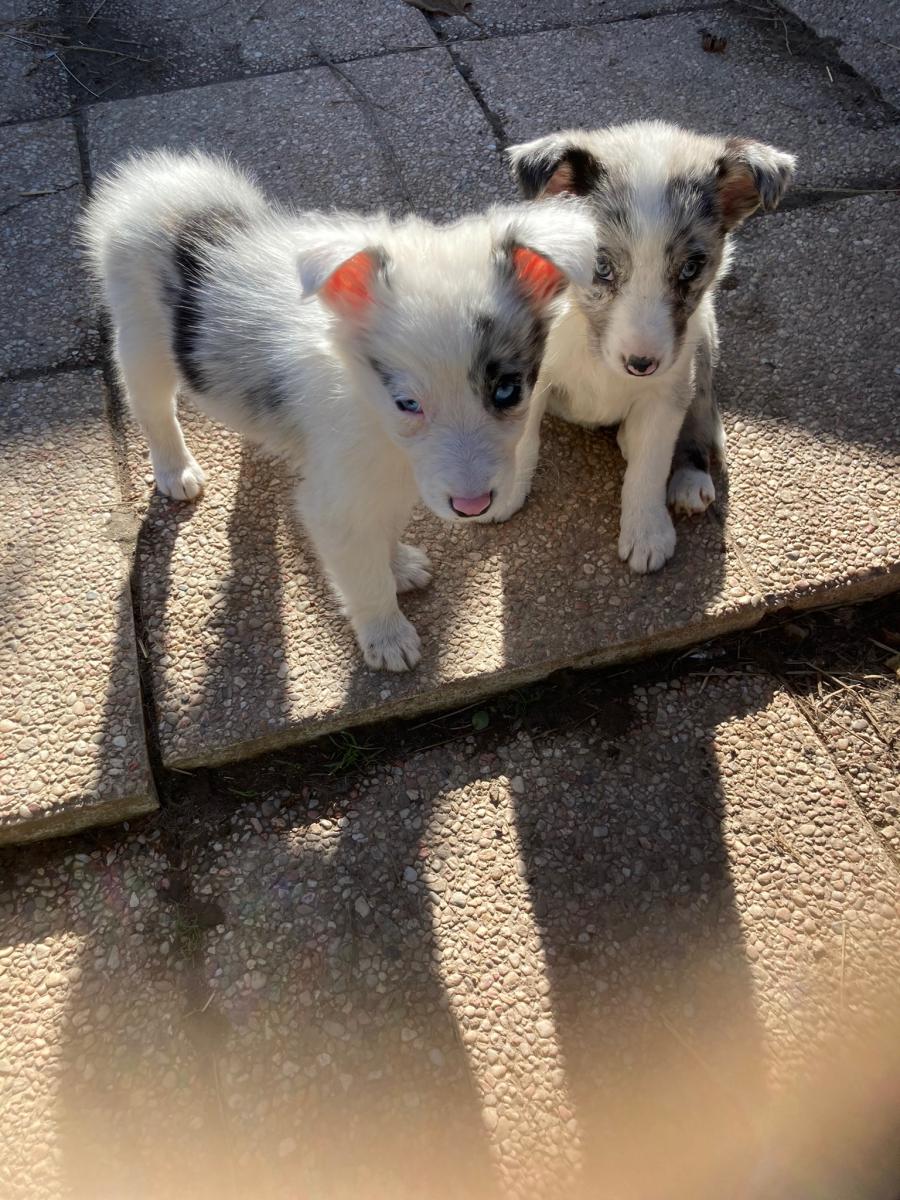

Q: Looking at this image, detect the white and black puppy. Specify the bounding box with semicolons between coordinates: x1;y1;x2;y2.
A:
82;151;597;670
507;121;796;572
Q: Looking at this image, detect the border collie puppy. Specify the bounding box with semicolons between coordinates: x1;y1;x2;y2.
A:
83;151;597;669
507;121;795;572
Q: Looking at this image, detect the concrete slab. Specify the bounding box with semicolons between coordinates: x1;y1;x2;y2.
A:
460;7;897;186
0;371;155;845
717;196;899;606
86;47;509;218
0;2;69;123
186;670;900;1198
783;0;900;108
53;0;432;101
0;118;96;377
0;831;221;1200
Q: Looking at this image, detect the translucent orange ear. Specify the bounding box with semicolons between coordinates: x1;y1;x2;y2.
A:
512;246;566;306
320;250;378;316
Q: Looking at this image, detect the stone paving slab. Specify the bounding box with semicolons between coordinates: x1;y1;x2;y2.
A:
0;371;155;844
460;7;897;187
716;195;899;606
57;0;432;101
0;1;69;124
0;830;220;1200
86;47;508;219
116;195;898;770
783;0;900;108
0;117;96;377
184;669;900;1199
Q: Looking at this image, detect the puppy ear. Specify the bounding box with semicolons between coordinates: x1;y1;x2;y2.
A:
506;134;603;200
716;138;796;230
298;245;387;318
499;198;598;308
511;246;567;305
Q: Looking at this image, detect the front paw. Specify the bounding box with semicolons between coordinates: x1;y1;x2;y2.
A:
356;612;422;672
618;507;676;574
667;467;715;515
153;454;205;501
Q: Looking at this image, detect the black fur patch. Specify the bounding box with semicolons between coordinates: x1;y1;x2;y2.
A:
469;311;548;415
514;143;604;199
170;208;247;392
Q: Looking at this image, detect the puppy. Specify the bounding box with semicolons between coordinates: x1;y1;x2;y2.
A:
507;121;796;572
82;151;597;669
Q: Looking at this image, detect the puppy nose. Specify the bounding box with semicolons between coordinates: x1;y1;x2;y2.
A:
625;355;659;376
450;492;493;517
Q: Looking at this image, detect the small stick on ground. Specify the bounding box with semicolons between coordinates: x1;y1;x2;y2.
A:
53;49;101;97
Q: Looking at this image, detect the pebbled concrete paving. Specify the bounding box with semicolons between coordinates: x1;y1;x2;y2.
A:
782;0;900;108
0;118;96;376
0;830;219;1200
3;666;898;1198
86;46;507;219
0;1;68;124
0;372;155;844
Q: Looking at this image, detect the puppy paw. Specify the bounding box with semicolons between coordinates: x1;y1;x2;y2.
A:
667;467;715;515
487;483;531;524
357;613;422;672
153;455;205;501
618;508;676;574
392;543;432;593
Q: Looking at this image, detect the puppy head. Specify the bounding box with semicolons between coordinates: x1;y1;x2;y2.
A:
508;121;796;378
299;201;596;522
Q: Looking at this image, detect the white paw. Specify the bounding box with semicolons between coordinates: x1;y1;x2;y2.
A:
392;543;432;593
153;455;205;501
668;467;715;515
487;481;531;524
357;612;422;672
619;507;677;574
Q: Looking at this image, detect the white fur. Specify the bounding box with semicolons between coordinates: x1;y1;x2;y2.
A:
82;150;596;669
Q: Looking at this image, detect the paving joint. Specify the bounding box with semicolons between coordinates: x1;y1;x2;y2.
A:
428;14;510;151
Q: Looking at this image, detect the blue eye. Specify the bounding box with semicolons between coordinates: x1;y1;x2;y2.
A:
492;376;522;410
395;398;422;414
595;255;614;283
679;257;704;281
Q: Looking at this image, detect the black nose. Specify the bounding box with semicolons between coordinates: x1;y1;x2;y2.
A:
625;355;659;376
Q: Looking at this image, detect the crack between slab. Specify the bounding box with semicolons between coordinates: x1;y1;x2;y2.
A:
779;184;900;213
422;13;509;150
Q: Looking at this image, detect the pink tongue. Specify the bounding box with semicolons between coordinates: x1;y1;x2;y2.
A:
451;493;492;516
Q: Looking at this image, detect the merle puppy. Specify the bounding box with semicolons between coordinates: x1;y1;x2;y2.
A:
83;151;597;669
508;120;795;572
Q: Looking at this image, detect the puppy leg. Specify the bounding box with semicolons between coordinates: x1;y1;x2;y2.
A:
668;320;725;516
617;398;684;573
296;450;422;671
116;324;205;500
